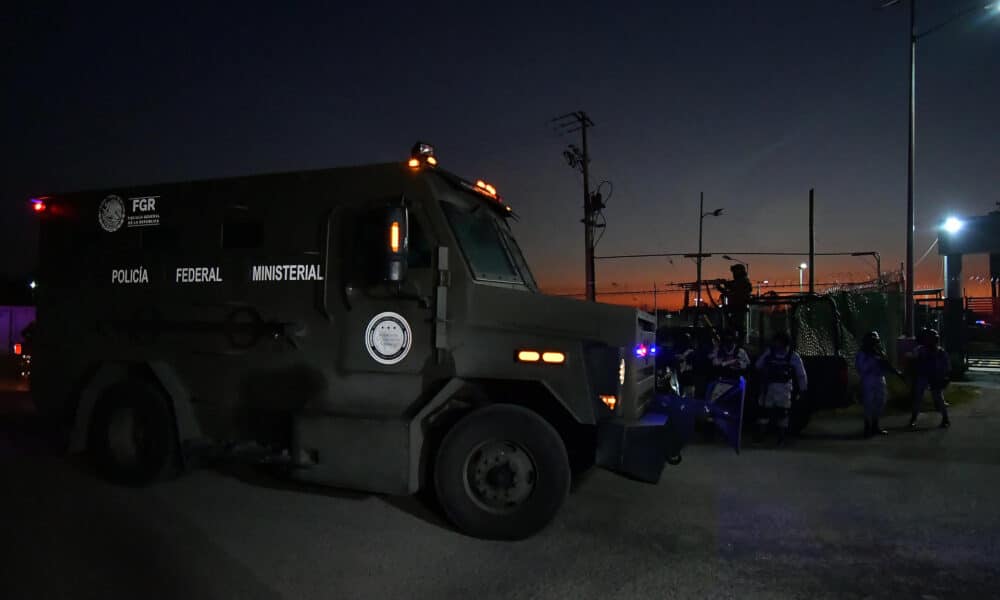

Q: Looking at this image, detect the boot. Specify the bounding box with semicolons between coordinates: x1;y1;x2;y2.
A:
908;413;919;429
863;420;873;439
939;416;951;429
775;427;787;448
872;418;888;435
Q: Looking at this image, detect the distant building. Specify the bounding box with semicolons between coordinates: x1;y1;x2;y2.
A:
0;305;34;356
0;274;36;355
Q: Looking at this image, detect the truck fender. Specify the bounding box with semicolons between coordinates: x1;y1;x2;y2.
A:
69;361;201;456
407;378;468;493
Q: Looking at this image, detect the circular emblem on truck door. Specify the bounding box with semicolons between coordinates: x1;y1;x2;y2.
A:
98;194;125;232
365;312;412;365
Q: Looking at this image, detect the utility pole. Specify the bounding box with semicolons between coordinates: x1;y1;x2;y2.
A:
905;0;917;337
582;115;594;302
697;192;704;307
808;188;815;294
553;111;596;301
652;281;658;326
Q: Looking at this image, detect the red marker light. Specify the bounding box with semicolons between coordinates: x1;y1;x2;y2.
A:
13;343;22;355
31;198;47;212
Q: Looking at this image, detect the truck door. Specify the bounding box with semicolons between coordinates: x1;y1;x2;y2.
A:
327;199;437;411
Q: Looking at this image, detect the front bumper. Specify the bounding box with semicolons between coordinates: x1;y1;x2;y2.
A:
595;377;746;483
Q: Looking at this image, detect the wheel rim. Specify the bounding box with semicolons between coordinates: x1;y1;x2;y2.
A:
463;440;537;514
106;405;146;468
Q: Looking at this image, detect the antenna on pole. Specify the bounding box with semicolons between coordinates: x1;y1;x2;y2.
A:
552;111;597;301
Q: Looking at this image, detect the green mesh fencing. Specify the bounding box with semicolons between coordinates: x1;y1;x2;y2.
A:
750;291;903;360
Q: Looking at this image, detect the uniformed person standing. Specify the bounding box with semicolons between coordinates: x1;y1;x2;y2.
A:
711;330;750;380
673;333;696;397
754;331;808;446
909;328;951;429
692;329;720;400
855;331;899;438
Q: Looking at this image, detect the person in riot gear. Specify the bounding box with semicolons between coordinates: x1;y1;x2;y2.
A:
692;329;719;399
655;333;681;394
675;333;696;397
711;329;750;380
909;328;951;429
855;331;900;438
754;331;808;446
717;264;753;341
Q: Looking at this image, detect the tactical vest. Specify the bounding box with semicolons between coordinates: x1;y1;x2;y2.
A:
764;351;793;385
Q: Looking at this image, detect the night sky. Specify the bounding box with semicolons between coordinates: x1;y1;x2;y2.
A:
3;1;998;305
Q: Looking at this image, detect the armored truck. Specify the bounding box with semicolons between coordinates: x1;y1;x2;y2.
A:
30;143;738;539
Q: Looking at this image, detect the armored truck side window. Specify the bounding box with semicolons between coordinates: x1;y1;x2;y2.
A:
442;202;522;284
342;206;433;286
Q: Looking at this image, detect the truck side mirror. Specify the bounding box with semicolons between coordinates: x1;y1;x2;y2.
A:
386;206;408;282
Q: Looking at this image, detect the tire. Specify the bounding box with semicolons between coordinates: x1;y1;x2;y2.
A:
434;404;570;540
89;378;179;486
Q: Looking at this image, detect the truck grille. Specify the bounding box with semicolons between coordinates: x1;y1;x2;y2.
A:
625;311;657;419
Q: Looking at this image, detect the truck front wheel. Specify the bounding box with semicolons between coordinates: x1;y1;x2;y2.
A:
434;404;570;540
89;379;179;485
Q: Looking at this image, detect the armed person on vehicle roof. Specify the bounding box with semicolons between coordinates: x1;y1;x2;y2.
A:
717;264;753;342
855;331;901;438
909;328;951;429
754;331;808;447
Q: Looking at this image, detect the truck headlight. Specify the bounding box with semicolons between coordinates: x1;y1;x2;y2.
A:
619;359;626;386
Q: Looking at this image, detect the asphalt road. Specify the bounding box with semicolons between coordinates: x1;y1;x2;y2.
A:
2;380;999;600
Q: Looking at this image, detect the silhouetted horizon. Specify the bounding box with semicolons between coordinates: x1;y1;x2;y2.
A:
3;2;998;300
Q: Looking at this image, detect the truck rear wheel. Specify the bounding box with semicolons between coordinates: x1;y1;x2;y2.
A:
89;379;179;485
434;404;570;540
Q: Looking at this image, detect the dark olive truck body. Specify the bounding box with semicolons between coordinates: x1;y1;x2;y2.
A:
34;160;729;539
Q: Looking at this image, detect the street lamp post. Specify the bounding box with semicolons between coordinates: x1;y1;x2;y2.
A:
798;263;808;294
881;0;1000;337
697;192;724;308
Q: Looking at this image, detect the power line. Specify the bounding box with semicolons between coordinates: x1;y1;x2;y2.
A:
595;250;881;260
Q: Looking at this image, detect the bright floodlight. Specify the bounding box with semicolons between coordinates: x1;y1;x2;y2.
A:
29;280;37;289
799;263;808;270
942;216;964;234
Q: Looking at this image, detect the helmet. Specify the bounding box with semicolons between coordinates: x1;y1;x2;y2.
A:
771;331;791;347
862;331;881;350
730;263;747;275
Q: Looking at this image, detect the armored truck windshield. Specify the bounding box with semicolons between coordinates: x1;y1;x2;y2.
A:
440;195;537;290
